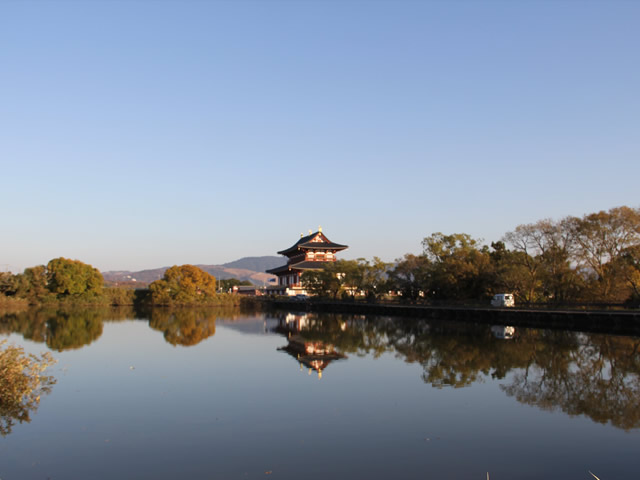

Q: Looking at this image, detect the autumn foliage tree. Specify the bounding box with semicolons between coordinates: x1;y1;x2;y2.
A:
502;206;640;304
149;265;217;304
382;205;639;305
569;206;640;301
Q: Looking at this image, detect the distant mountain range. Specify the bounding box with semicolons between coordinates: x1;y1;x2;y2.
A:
102;256;283;286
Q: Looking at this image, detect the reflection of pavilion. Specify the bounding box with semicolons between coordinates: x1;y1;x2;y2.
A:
274;313;347;379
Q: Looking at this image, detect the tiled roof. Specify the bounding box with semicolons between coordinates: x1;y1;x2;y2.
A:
266;264;291;275
277;231;348;256
289;260;330;270
266;260;332;275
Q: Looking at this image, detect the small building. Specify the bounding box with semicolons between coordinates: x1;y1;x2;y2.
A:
266;227;348;296
231;285;262;296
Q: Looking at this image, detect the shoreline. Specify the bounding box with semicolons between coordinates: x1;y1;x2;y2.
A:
264;298;640;336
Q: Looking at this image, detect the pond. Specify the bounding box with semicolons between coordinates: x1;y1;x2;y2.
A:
1;307;639;479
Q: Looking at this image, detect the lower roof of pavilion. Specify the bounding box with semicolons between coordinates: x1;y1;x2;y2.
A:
266;260;328;275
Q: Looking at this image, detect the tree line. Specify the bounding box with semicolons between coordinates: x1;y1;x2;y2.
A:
303;206;640;305
0;258;105;304
0;259;244;307
2;205;639;307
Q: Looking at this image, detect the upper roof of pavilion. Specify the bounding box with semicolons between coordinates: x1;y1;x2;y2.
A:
277;228;348;256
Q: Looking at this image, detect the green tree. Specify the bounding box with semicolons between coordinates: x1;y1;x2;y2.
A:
219;278;253;293
149;265;217;304
46;258;104;297
422;233;493;301
302;260;356;299
353;257;390;300
388;254;431;302
14;266;50;301
489;241;535;303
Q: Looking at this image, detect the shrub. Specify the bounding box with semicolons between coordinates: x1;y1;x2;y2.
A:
0;340;56;435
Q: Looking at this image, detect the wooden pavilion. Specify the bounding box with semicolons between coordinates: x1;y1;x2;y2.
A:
266;227;348;296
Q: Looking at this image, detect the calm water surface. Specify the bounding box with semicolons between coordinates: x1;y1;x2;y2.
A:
1;307;639;479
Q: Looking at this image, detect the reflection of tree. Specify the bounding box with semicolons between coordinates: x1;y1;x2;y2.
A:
388;324;577;389
0;310;48;344
46;311;104;351
501;334;640;430
270;312;640;430
385;321;640;430
0;340;56;436
148;308;218;346
0;308;112;351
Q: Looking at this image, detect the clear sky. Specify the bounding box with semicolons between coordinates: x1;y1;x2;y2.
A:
2;1;639;273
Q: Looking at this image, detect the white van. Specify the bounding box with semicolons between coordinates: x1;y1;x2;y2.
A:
491;293;515;307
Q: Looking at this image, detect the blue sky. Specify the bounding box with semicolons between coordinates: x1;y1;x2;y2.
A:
2;1;639;273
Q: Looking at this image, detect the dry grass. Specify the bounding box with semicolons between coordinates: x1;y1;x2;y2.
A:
0;340;56;435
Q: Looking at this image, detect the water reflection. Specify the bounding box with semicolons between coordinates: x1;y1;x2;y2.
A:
271;311;391;358
270;312;640;430
148;308;217;346
491;325;515;339
2;307;639;430
275;313;347;378
501;334;640;430
46;311;103;351
145;307;254;346
0;307;127;351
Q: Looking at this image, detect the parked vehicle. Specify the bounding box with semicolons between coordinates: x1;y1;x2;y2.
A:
491;293;515;307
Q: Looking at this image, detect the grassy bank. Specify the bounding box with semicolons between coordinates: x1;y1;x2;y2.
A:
2;289;262;310
0;296;29;314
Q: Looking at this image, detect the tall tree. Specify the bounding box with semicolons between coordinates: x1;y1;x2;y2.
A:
422;233;493;301
46;258;103;297
502;223;546;302
617;245;640;302
570;206;640;301
353;257;390;300
149;265;217;304
489;241;535;303
302;260;354;299
388;254;431;302
503;219;579;303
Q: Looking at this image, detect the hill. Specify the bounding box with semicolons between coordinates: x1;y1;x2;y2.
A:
222;256;283;272
102;256;282;287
